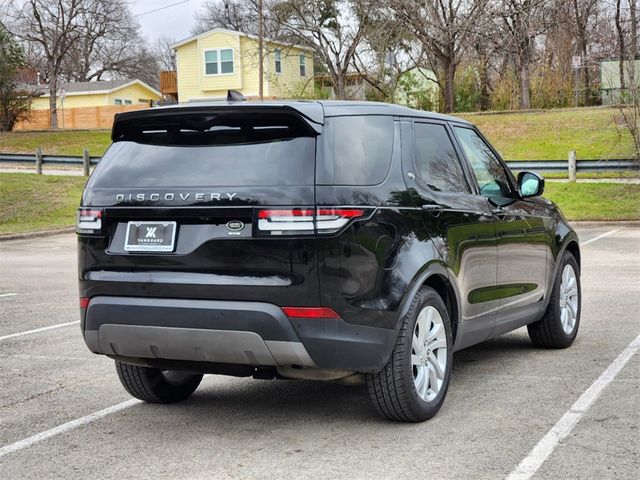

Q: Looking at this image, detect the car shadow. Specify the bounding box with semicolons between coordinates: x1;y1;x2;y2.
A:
140;331;541;427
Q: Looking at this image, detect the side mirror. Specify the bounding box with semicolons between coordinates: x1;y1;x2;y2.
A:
518;171;544;198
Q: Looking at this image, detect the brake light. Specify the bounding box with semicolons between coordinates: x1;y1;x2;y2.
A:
76;208;103;234
79;297;90;308
257;208;364;235
282;307;340;319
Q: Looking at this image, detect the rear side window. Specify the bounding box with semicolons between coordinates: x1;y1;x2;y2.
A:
317;115;393;185
89;112;316;188
413;123;470;194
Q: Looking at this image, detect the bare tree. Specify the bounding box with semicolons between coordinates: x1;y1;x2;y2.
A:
60;0;147;82
350;5;414;101
499;0;552;110
10;0;87;128
193;0;286;38
616;0;628;92
388;0;488;113
153;36;177;72
193;0;259;34
570;0;600;104
270;0;371;100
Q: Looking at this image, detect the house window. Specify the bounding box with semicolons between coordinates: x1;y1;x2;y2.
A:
275;49;282;74
205;48;234;75
114;99;122;105
124;100;132;105
299;54;306;77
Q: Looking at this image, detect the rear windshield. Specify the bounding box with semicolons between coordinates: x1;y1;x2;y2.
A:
89;112;316;188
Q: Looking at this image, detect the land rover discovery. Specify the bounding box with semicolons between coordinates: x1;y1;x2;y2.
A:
77;100;581;422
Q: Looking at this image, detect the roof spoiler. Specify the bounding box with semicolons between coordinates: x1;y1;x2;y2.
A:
227;90;246;102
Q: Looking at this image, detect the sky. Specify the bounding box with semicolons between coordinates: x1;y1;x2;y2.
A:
131;0;207;42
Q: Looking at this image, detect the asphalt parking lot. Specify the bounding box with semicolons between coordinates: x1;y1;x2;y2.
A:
0;224;638;479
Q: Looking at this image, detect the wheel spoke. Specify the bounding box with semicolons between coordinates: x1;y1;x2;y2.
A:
426;322;442;342
427;361;439;394
415;365;427;396
412;334;422;354
411;354;422;366
428;337;447;351
428;353;445;379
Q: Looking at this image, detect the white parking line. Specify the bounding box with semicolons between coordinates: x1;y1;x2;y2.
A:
581;229;619;246
0;321;80;342
0;293;18;298
506;333;640;480
0;399;141;459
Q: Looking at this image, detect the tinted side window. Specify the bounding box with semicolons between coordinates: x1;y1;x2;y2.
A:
414;123;470;194
454;126;512;198
318;115;393;185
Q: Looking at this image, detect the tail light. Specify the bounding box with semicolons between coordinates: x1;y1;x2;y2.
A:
76;208;103;234
79;297;90;308
282;307;340;319
257;208;365;235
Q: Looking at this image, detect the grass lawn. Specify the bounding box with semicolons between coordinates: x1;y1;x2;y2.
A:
0;173;86;234
0;129;111;156
543;182;640;221
456;107;634;161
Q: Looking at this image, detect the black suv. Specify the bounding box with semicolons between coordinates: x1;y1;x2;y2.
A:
77;100;581;422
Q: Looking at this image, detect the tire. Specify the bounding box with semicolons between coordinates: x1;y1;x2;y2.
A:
528;251;581;349
366;286;453;422
115;361;203;403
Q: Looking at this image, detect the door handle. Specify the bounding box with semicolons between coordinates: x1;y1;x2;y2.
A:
422;204;444;211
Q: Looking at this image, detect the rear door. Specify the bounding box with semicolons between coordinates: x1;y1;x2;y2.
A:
452;125;549;331
78;107;322;307
402;120;499;349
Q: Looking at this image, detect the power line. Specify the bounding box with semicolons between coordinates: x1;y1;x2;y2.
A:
133;0;191;18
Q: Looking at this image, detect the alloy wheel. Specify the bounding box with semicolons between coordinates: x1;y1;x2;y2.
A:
559;264;579;335
411;306;448;402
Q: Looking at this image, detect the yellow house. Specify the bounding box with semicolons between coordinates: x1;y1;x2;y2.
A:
31;79;162;110
170;28;315;101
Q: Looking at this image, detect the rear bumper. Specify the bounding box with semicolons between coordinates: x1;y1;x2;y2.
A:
82;296;397;372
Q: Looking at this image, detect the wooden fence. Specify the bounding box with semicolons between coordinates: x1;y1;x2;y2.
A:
14;104;150;130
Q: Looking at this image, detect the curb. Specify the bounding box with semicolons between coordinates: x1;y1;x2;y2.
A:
570;221;640;227
0;227;75;241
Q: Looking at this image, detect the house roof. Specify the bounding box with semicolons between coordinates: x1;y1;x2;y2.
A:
171;27;315;52
38;79;161;98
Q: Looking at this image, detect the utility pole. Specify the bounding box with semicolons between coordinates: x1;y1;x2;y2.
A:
258;0;264;100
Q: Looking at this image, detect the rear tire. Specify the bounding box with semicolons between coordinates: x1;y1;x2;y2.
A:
115;361;203;403
366;286;453;422
528;251;581;348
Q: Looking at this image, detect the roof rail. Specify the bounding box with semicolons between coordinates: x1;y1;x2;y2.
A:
227;90;246;102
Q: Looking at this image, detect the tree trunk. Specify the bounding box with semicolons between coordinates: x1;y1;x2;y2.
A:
581;41;590;105
616;0;626;94
519;60;531;110
49;75;58;129
442;59;456;113
630;0;638;85
334;73;346;100
478;54;490;111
